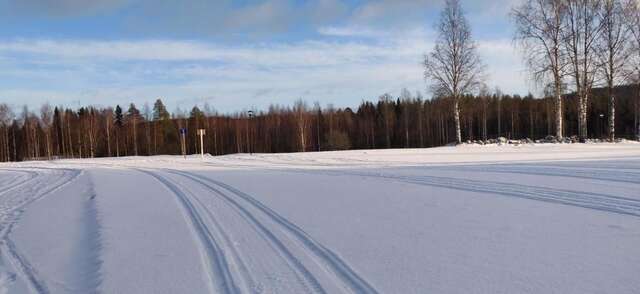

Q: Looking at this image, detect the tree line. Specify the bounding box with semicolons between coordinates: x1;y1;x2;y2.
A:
424;0;640;144
0;83;638;162
512;0;640;142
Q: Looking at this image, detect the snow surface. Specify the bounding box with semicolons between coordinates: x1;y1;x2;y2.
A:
1;143;640;293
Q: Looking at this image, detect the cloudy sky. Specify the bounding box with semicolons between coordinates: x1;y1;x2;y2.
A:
0;0;528;113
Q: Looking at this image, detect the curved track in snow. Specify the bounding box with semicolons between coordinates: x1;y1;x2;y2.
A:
0;168;81;294
169;169;379;294
0;169;39;197
142;169;331;294
140;167;378;294
139;169;241;294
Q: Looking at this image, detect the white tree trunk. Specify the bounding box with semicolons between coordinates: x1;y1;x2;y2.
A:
579;94;589;141
454;97;462;144
555;83;563;139
609;94;615;141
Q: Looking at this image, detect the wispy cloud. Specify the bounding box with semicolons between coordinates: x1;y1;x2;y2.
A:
0;0;529;112
8;0;132;17
0;32;527;112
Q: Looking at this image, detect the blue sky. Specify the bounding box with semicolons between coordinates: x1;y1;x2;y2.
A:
0;0;528;113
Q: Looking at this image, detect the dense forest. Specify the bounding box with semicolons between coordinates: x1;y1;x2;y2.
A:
0;84;638;162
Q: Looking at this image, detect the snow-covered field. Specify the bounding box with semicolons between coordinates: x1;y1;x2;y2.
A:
1;143;639;293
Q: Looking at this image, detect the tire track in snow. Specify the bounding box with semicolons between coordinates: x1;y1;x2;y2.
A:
139;169;241;294
170;170;379;294
0;168;82;294
166;170;328;294
307;169;640;218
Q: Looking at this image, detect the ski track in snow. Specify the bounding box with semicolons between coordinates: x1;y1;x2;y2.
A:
169;170;379;294
138;169;240;294
0;168;81;294
170;170;328;294
143;168;336;294
2;145;640;293
430;164;640;184
297;169;640;218
137;165;379;294
0;170;39;197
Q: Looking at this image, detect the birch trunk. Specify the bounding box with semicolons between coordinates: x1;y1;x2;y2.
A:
555;79;563;139
454;97;462;144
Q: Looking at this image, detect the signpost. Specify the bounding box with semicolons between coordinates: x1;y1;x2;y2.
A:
248;110;254;155
197;129;206;160
179;128;187;159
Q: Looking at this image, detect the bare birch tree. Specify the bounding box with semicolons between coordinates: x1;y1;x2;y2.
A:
416;91;425;147
400;88;412;147
424;0;484;144
563;0;603;141
379;94;395;148
479;84;490;141
596;0;632;141
512;0;568;139
104;108;113;157
0;104;13;162
495;87;503;137
143;102;152;155
625;0;640;140
40;103;53;160
293;99;310;152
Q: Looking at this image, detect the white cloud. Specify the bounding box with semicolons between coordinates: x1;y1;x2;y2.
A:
0;31;529;112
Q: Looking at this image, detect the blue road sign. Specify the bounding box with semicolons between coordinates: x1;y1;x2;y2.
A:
179;128;186;134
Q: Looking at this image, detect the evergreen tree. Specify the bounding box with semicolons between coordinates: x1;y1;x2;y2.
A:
114;105;123;127
153;99;170;121
190;106;204;120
